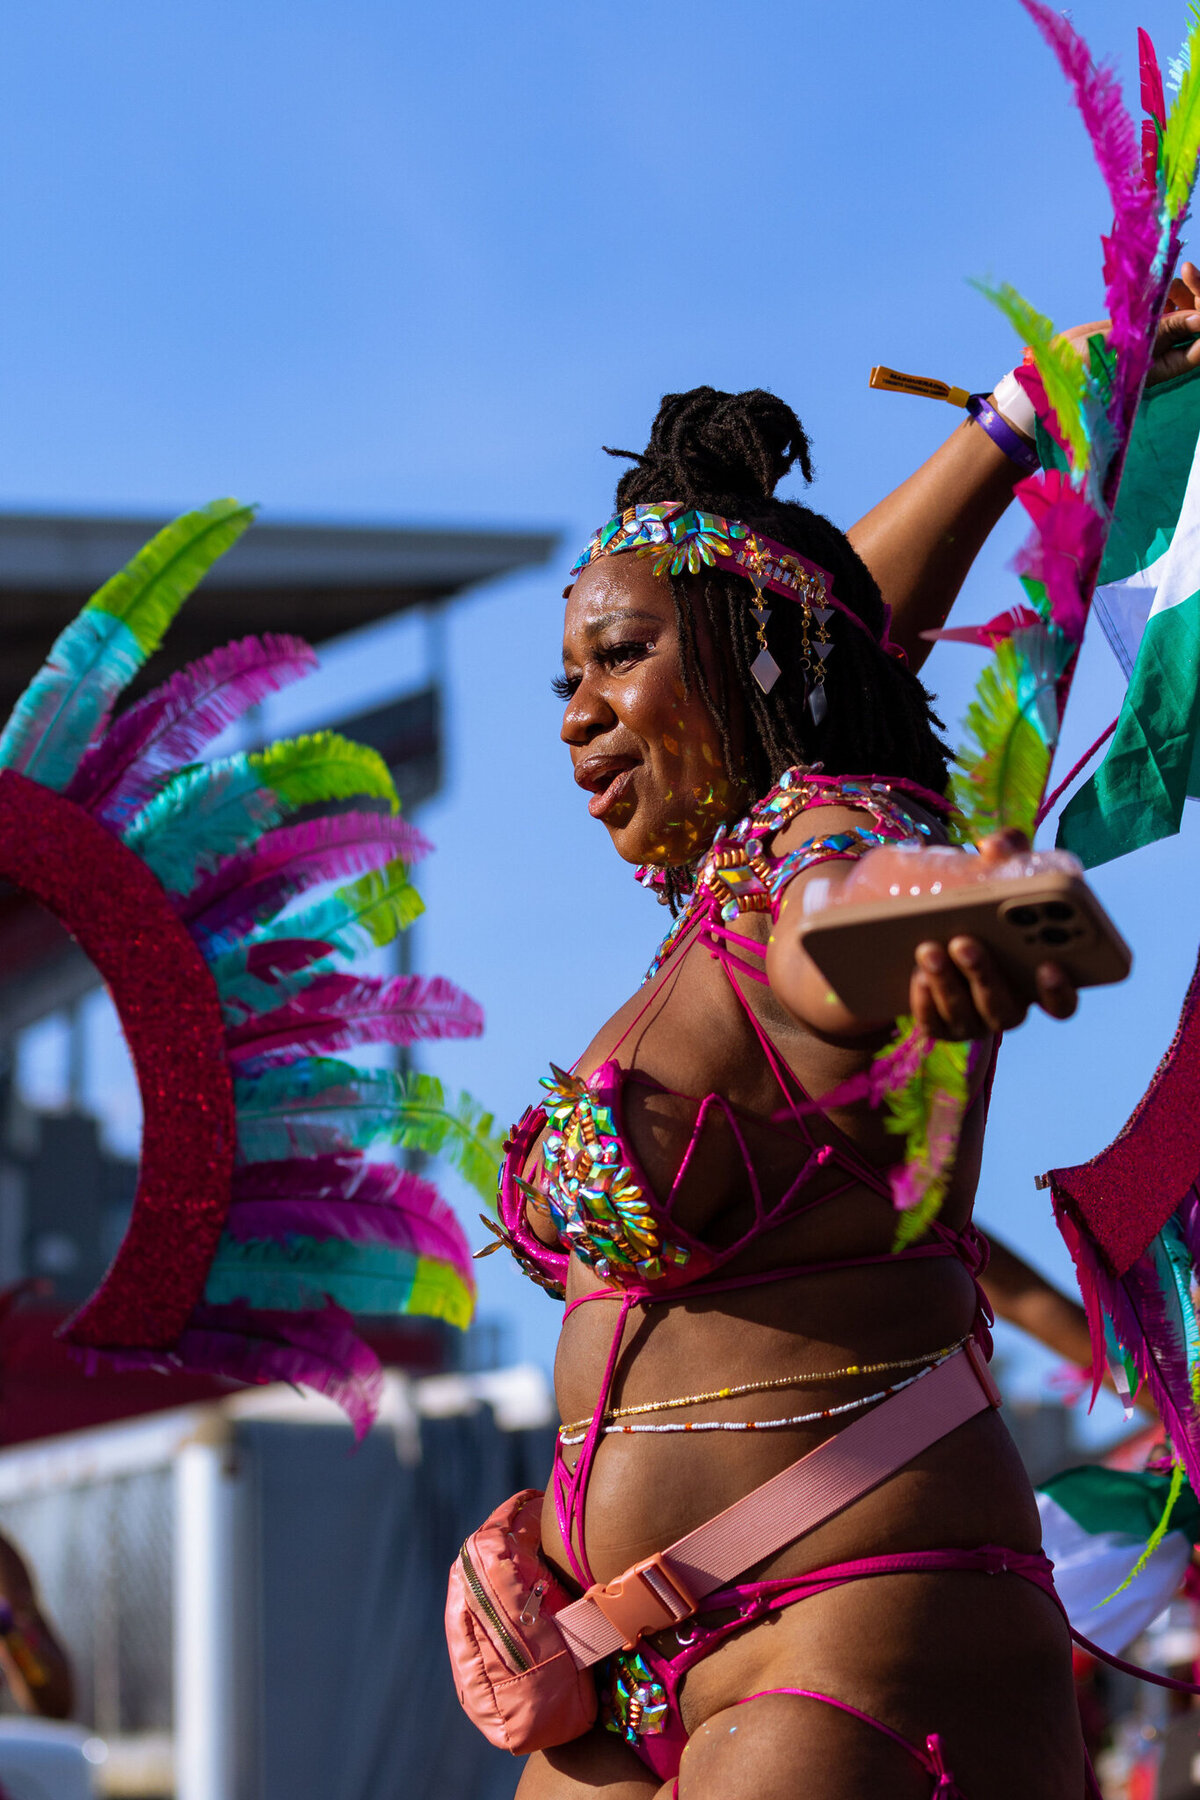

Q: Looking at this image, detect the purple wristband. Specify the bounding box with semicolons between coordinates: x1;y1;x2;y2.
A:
966;392;1040;475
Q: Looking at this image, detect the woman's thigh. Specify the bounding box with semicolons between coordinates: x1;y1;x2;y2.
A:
515;1723;669;1800
679;1694;938;1799
677;1571;1086;1800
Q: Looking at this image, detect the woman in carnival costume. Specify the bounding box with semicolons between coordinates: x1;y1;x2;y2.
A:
446;9;1200;1797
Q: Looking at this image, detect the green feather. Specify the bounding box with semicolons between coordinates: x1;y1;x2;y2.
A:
271;858;424;957
249;732;398;812
234;1060;503;1203
1164;7;1200;219
952;634;1063;840
387;1071;504;1204
87;498;256;653
1103;1458;1187;1602
972;281;1091;473
885;1031;971;1252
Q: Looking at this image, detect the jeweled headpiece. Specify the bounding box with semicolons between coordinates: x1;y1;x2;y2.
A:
568;501;892;723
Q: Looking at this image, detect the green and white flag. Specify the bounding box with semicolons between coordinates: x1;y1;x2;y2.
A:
1057;373;1200;867
1037;1465;1200;1654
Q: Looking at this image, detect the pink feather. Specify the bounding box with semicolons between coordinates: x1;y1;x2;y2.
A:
1014;469;1106;637
70;1299;384;1437
1139;27;1166;129
1021;2;1161;442
921;606;1044;649
68;634;318;822
226;1158;474;1276
185;812;429;945
1055;1199;1200;1491
225;972;484;1063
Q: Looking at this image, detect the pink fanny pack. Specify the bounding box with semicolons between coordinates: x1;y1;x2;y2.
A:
445;1343;999;1755
445;1488;598;1753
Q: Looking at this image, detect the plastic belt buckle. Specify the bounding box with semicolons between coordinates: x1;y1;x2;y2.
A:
583;1553;697;1652
965;1338;1003;1409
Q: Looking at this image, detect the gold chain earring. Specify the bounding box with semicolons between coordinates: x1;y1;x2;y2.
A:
748;583;781;694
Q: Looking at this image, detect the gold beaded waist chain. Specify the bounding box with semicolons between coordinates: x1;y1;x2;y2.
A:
557;1338;968;1447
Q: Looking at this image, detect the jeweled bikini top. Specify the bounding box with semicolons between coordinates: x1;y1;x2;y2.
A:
484;768;950;1301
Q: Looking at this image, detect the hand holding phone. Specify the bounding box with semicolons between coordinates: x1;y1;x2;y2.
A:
795;838;1130;1027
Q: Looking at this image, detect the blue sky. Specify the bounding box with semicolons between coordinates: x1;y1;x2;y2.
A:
7;0;1199;1427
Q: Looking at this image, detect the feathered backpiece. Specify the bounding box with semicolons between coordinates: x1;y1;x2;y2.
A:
875;9;1200;1314
0;500;500;1434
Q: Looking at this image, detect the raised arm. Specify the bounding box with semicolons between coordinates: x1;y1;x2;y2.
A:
847;420;1022;673
850;266;1200;672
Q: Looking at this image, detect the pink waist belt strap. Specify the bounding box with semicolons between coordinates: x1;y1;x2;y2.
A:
556;1341;1001;1667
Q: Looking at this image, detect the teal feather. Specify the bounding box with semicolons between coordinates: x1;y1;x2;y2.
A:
203;1235;474;1326
204;1237;419;1312
0;612;143;793
233;1059;503;1202
209;943;331;1022
235;1060;418;1162
953;623;1073;839
277;859;425;958
0;498;255;792
123;755;282;894
1154;1218;1200;1401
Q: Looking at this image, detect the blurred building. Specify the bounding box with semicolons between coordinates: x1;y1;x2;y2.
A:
0;1369;554;1800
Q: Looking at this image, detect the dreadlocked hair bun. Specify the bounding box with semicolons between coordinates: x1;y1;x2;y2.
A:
607;387;813;512
605;388;951;879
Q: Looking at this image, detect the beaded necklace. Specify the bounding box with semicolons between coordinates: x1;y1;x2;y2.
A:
639;767;943;986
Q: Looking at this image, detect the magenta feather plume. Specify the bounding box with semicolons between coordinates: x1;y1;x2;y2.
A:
226;1158;474;1276
225;972;484;1064
233;1152;372;1200
1021;1;1161;441
1014;469;1107;636
185;812;429;946
1056;1199;1200;1490
245;938;333;978
69;1299;384;1437
68;634;318;823
1140;27;1166;128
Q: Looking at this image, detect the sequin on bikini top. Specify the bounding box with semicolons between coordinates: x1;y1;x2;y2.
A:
537;1064;691;1284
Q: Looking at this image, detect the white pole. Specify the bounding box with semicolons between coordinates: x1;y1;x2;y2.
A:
174;1432;237;1800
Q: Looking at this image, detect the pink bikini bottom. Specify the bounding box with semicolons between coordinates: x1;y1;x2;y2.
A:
597;1544;1106;1797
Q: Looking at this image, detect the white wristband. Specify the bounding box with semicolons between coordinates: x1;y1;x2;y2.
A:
991;368;1038;440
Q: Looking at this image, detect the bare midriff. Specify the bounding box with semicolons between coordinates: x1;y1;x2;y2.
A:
527;932;1041;1599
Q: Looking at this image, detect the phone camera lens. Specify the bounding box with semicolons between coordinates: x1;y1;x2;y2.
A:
1042;902;1075;921
1039;926;1070;945
1007;906;1039;927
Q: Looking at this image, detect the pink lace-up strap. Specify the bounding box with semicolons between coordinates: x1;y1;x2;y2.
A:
735;1689;963;1795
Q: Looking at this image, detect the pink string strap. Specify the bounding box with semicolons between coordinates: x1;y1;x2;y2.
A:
735;1689;963;1796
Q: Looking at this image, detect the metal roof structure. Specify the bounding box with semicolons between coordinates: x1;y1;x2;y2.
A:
0;509;556;720
0;509;557;1042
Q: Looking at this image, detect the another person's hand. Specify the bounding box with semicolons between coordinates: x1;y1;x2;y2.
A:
909;830;1078;1040
1057;260;1200;387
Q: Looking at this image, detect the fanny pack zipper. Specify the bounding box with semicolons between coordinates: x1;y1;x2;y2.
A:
460;1542;531;1672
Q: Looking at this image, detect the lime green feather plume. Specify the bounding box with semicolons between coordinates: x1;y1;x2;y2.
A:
271;857;425;958
1164;5;1200;219
0;498;255;792
972;281;1091;474
249;731;398;812
88;497;256;650
388;1071;505;1204
952;631;1071;840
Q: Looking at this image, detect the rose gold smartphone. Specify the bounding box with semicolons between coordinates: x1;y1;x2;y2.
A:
795;867;1132;1018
